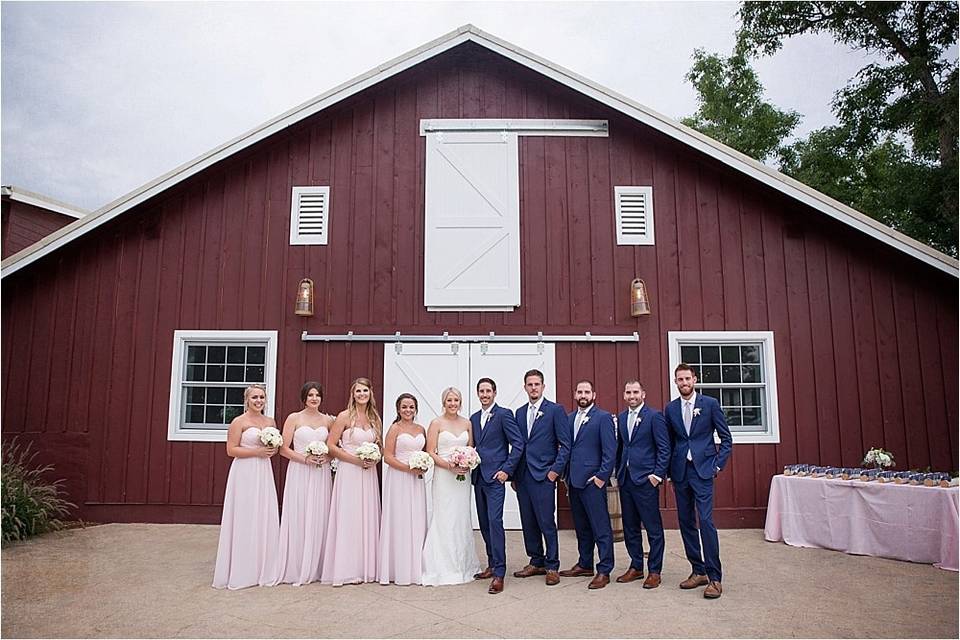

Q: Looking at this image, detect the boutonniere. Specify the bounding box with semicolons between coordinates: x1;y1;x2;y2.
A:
536;410;544;420
581;416;590;424
693;407;702;417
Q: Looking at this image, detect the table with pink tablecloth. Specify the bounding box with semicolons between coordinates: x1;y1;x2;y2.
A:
764;474;959;571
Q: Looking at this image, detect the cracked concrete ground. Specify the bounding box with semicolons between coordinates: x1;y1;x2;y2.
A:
1;524;956;638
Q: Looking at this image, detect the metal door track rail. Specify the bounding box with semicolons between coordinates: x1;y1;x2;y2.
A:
301;331;639;343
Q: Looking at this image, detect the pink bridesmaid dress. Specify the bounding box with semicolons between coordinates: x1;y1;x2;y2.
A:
377;431;428;585
320;426;381;585
212;427;281;589
275;425;333;585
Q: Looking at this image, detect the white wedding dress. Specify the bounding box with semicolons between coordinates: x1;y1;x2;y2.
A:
420;430;483;585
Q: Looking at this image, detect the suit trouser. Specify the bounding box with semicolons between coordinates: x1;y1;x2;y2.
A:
672;460;722;581
568;481;614;575
619;474;665;573
474;480;506;577
516;472;560;570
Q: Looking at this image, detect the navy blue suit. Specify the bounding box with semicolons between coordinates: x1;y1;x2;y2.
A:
514;398;571;571
615;403;670;574
664;392;733;582
470;404;524;578
565;405;617;575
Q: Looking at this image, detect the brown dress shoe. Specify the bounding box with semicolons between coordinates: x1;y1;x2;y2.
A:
545;570;560;586
642;573;661;589
703;581;722;599
679;573;709;589
473;568;493;580
488;576;504;594
513;564;547;578
558;564;595;577
615;567;644;583
587;573;610;589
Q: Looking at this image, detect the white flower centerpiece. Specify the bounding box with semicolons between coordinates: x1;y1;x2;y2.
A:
862;447;895;470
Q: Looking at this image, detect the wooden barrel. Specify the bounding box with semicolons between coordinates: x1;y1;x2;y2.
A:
607;483;624;542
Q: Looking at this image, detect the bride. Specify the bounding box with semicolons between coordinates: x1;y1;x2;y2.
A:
421;387;483;585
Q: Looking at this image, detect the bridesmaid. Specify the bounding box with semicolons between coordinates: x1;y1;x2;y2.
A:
212;384;281;589
274;381;335;586
377;393;428;585
320;377;383;586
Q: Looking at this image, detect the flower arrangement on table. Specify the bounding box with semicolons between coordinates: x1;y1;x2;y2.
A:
862;447;895;470
259;426;283;448
408;451;434;478
304;440;328;466
448;445;481;481
355;442;382;465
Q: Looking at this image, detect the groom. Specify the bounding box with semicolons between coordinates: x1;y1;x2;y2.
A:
470;377;525;594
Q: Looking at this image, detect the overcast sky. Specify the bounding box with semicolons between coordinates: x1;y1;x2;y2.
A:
1;1;876;212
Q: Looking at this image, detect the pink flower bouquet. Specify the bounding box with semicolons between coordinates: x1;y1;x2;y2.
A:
448;445;481;481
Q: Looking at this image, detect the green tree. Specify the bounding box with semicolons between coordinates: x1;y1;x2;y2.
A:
681;50;801;162
737;1;958;255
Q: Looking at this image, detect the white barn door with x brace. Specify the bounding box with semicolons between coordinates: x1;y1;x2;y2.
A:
382;342;557;530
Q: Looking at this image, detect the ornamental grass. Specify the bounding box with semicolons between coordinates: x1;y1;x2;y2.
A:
1;439;75;545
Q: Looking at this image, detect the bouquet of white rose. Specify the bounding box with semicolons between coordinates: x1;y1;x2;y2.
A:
408;451;434;478
259;426;283;448
304;440;328;464
862;447;895;470
355;442;382;464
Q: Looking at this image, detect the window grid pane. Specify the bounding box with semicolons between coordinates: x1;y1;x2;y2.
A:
181;342;268;428
681;340;767;434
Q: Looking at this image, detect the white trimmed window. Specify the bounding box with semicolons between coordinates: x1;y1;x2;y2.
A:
615;186;654;245
667;331;779;444
167;330;278;442
289;186;330;245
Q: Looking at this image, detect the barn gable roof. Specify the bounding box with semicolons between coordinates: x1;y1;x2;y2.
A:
2;24;956;278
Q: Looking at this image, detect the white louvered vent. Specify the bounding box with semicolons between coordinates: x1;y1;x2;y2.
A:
289;186;330;245
615;186;654;246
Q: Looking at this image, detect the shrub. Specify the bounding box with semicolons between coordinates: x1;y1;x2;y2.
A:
2;439;75;544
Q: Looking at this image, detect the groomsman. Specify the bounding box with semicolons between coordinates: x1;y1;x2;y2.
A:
615;380;670;589
559;380;617;589
470;377;525;594
512;369;571;586
664;364;733;599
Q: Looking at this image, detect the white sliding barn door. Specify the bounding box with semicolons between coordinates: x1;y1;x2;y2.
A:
382;342;558;530
424;132;520;311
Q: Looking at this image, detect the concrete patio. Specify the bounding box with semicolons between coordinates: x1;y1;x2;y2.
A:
2;524;956;638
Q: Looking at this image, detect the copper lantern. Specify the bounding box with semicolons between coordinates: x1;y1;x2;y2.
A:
295;278;314;316
630;278;651;317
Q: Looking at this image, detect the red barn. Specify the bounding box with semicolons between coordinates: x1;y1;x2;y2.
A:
2;26;956;528
1;186;87;259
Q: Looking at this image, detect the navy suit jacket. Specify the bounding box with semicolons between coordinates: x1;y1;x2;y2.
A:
615;404;671;484
664;393;733;481
470;404;524;485
514;398;571;482
565;406;617;489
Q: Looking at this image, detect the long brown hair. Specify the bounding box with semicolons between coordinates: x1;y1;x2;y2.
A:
346;377;382;443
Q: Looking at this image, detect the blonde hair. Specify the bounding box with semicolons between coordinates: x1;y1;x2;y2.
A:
243;384;267;412
347;377;382;444
440;386;462;411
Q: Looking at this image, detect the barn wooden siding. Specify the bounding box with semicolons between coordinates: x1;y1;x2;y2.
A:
2;43;956;526
1;198;76;259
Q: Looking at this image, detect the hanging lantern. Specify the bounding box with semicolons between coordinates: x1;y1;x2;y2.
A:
295;278;314;316
630;278;651;317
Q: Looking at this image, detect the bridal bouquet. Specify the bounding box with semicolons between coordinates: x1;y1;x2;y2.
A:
862;447;895;470
304;441;328;465
259;426;283;448
408;451;434;478
449;446;481;482
355;442;382;464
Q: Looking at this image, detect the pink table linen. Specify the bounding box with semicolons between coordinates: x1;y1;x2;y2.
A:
764;474;959;571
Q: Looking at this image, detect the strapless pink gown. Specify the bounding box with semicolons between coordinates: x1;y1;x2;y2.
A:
320;427;381;585
275;425;333;586
212;427;281;589
377;431;428;585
